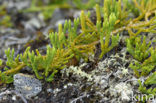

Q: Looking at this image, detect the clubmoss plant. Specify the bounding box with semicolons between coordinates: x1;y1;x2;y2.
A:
127;27;156;101
126;36;152;62
138;79;156;102
130;61;155;77
127;34;156;101
128;36;156;77
0;0;156;99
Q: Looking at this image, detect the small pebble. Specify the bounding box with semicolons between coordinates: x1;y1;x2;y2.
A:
14;73;42;99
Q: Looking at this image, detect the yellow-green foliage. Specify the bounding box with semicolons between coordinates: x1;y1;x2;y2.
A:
23;0;99;20
73;0;99;9
138;80;156;100
126;36;152;62
127;36;156;78
0;0;156;98
0;5;12;27
126;36;156;100
0;60;2;66
23;0;71;20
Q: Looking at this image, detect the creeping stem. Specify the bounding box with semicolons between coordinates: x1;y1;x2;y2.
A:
2;7;156;78
4;63;26;75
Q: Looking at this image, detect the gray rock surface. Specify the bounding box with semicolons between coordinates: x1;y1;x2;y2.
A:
14;73;42;99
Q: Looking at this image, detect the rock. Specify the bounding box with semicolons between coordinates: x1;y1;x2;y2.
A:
23;15;45;35
24;17;44;30
50;9;65;25
14;73;42;99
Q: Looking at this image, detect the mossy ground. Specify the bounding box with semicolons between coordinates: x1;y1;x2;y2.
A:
0;0;156;103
